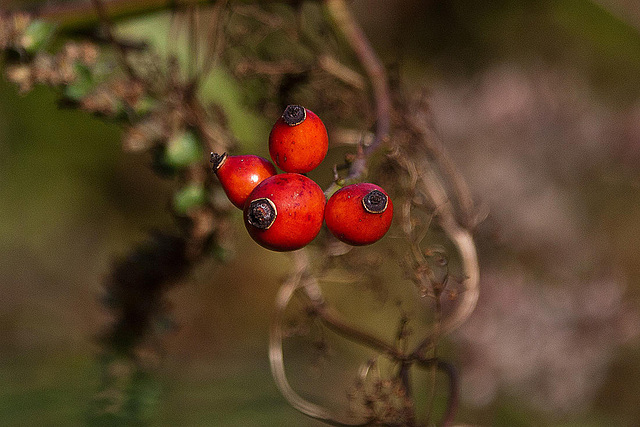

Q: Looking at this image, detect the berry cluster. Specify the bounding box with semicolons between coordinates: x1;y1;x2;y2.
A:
211;105;393;252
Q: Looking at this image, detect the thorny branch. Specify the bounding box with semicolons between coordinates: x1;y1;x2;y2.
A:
1;2;235;422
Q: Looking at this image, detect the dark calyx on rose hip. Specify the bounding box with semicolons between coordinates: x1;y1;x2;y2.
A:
281;104;307;126
246;198;277;230
362;189;388;213
210;152;227;170
324;182;394;246
268;105;328;174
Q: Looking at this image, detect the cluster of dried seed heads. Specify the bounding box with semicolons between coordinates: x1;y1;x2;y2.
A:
6;40;99;94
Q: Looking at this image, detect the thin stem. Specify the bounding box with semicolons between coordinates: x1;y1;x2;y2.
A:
309;297;403;359
410;99;477;228
424;298;441;426
409;158;480;357
293;250;401;360
199;0;228;78
415;359;459;427
324;0;391;186
395;314;413;400
187;95;227;154
397;360;413;406
436;360;459;427
269;250;372;426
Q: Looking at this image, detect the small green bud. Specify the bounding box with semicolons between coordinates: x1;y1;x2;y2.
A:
63;63;94;101
173;183;207;215
163;130;202;169
133;95;156;116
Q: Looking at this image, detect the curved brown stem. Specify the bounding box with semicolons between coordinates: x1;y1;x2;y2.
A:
325;0;390;155
409;104;478;228
415;359;459;427
308;297;403;360
437;360;459;427
324;0;391;188
408;162;480;358
269;250;374;426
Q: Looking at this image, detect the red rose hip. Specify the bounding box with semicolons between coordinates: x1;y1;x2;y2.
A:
244;173;326;251
325;183;393;246
211;152;277;209
268;105;329;173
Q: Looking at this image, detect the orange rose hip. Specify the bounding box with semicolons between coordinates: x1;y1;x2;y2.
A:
325;183;393;246
211;152;277;209
268;105;329;173
244;173;326;251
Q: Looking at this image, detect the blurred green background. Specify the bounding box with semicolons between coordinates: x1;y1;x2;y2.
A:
2;0;640;425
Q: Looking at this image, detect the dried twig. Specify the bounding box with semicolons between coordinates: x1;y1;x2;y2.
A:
318;54;365;90
324;0;391;188
407;142;480;359
269;250;372;426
